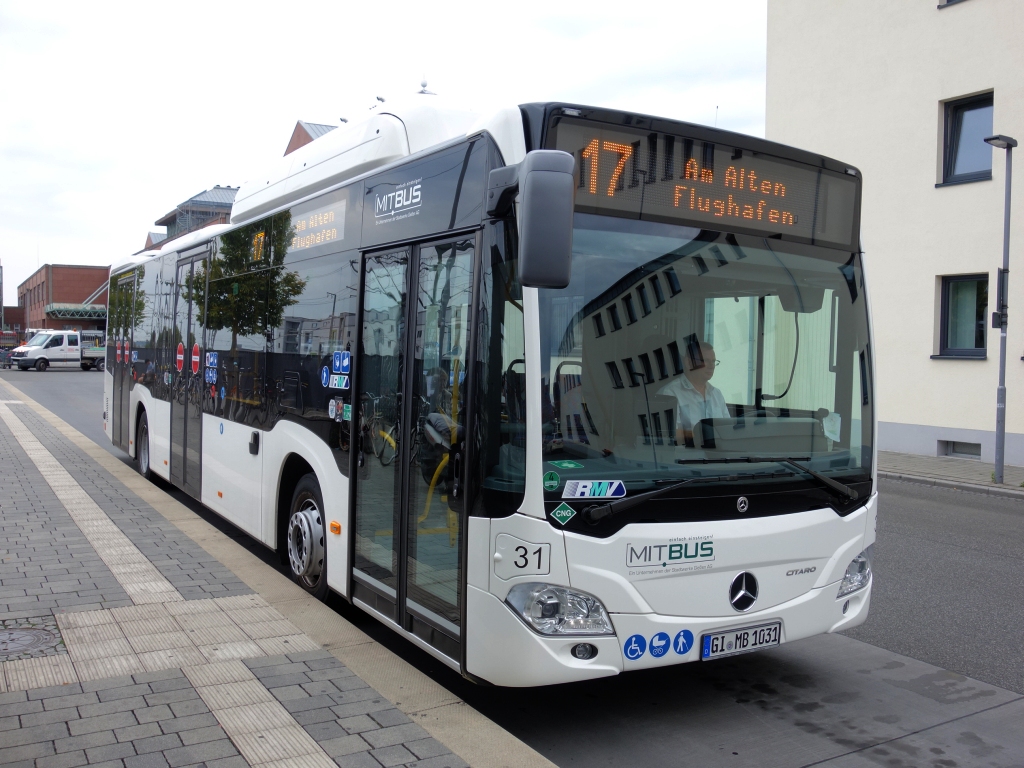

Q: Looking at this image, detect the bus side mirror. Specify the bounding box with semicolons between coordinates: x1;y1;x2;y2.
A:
487;150;575;289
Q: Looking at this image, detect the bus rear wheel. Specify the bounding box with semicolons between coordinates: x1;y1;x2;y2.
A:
137;412;152;481
286;474;328;600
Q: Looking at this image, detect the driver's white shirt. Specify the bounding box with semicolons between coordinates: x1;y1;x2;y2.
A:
658;375;730;432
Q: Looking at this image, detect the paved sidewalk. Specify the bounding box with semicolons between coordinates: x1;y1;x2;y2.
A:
0;380;553;768
878;450;1024;500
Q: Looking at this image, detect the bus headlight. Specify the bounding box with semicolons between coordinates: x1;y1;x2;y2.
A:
837;546;873;598
505;583;614;636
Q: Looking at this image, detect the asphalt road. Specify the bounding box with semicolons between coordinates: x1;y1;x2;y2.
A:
4;366;1023;767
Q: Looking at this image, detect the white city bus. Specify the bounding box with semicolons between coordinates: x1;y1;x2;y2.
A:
104;98;875;686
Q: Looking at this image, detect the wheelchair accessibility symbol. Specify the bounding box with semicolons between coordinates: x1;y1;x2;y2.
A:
623;634;646;661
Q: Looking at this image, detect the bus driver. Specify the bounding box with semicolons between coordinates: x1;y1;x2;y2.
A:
659;340;729;446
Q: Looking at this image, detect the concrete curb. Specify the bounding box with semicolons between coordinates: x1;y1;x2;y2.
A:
0;378;558;768
879;470;1024;500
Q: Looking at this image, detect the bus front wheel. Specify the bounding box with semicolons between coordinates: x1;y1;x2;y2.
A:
286;474;328;600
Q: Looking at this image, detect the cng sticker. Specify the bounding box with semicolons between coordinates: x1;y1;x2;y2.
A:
549;460;584;469
562;480;626;499
550;503;576;526
542;472;560;491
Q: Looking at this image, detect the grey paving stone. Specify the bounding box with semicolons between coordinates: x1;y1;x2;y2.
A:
114;722;162;742
0;720;71;747
161;739;239;768
132;669;185;685
54;729;117;753
68;710;137;736
124;753;170;768
142;689;199;707
41;691;99;711
334;752;385;768
133;704;173;724
331;697;396;719
129;732;182;755
361;723;431;749
204;757;249;768
21;706;81;727
406;738;451;761
167;698;209;718
302;679;343;697
177;725;227;746
321;733;373;757
85;741;137;763
304;719;349;741
98;684;154;702
282;693;338;714
78;696;148;718
292;707;343;726
369;708;411;728
370;744;416;767
0;698;44;717
338;714;381;734
148;677;193;694
36;749;89;768
258;672;312;688
27;683;83;700
156;713;219;734
82;675;138;693
0;740;56;763
405;756;469;768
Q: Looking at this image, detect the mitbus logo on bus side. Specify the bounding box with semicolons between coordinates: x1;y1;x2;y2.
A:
374;178;422;220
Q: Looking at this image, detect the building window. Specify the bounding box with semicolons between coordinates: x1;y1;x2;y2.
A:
942;94;993;184
940;274;988;356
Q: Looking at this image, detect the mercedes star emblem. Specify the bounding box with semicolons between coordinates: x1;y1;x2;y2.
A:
729;572;758;612
737;496;749;513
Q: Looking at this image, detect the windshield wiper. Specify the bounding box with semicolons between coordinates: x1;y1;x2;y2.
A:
583;476;715;525
675;456;859;501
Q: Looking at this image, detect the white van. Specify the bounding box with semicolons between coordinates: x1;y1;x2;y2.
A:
11;331;105;371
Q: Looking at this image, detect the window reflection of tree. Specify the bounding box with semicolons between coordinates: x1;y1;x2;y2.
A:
191;212;306;424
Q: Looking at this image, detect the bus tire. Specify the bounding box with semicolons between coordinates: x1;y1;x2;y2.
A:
35;359;47;372
137;411;152;481
286;473;328;600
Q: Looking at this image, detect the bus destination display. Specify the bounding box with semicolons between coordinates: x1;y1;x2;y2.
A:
291;199;346;251
548;117;857;247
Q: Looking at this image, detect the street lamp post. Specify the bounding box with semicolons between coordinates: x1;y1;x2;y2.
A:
984;134;1017;484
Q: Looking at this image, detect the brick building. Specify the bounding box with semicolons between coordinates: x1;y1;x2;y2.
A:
17;264;110;331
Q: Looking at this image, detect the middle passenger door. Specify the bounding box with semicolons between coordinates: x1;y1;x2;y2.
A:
352;237;476;661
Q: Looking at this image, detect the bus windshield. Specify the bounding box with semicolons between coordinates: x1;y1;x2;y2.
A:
538;214;873;502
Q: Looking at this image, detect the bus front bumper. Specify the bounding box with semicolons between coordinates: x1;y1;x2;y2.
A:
465;578;871;687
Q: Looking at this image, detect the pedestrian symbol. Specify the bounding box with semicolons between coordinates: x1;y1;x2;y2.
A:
623;634;646;661
321;366;330;387
673;630;694;655
650;632;670;658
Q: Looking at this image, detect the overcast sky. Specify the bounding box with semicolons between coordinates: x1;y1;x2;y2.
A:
0;0;767;305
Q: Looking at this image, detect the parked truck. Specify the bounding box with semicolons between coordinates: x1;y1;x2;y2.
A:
10;330;106;371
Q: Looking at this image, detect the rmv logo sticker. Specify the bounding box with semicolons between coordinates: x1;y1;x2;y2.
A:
562;480;626;499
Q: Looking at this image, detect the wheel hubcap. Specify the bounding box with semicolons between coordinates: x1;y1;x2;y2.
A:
139;425;149;473
287;498;324;584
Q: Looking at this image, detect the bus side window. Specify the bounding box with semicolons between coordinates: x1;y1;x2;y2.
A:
472;219;526;517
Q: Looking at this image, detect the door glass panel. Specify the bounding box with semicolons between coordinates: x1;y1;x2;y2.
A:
405;240;474;629
354;249;408;592
185;258;207;493
170;262;191;486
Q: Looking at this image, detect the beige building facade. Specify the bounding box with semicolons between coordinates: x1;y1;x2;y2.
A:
767;0;1024;464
